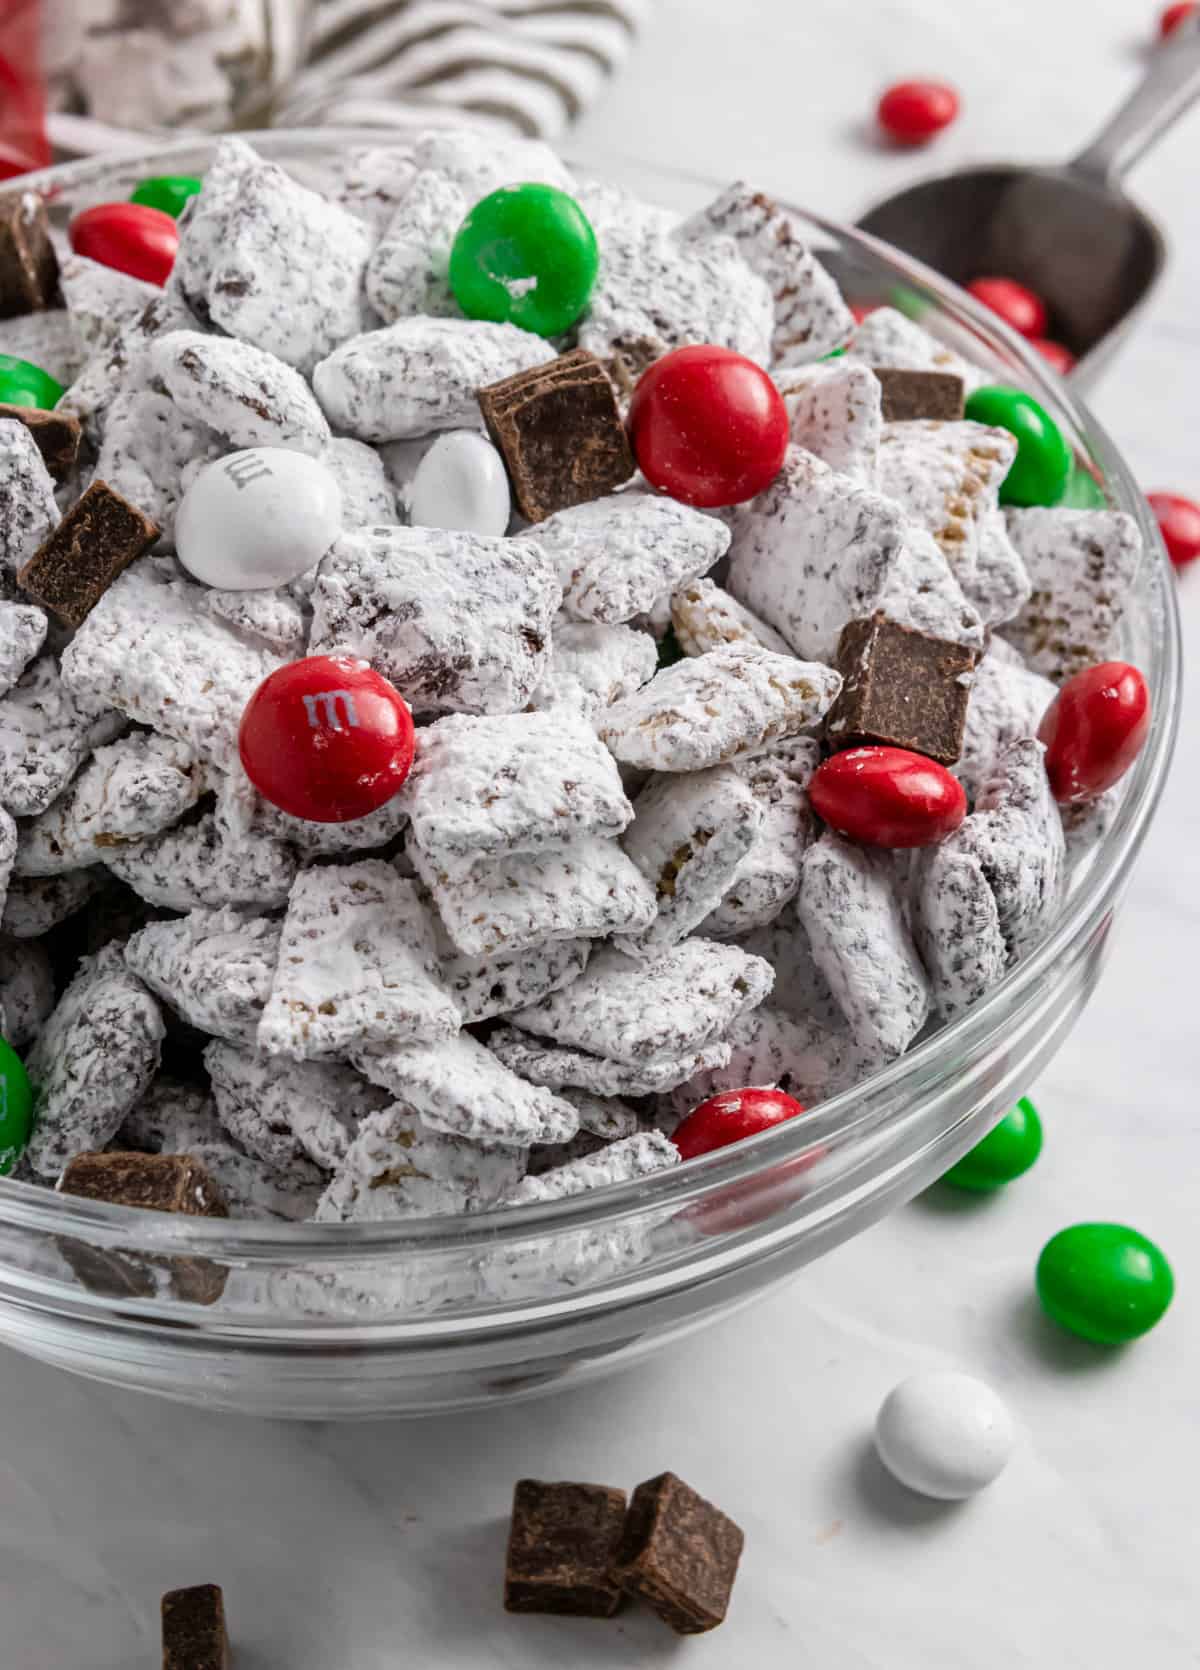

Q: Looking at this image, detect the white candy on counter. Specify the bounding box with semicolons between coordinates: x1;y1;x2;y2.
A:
407;429;512;537
175;447;343;591
874;1371;1015;1500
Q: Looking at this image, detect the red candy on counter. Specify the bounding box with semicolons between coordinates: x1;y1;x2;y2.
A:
1147;491;1200;567
876;80;961;145
1038;662;1151;805
239;655;415;824
673;1088;807;1161
966;278;1049;339
1160;2;1198;36
69;202;179;286
809;746;967;849
628;344;788;508
1029;338;1077;376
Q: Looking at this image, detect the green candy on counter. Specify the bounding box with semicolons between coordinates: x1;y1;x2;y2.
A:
941;1097;1043;1192
1036;1223;1174;1345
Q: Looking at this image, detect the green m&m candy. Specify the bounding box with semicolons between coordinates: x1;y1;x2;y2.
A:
1036;1223;1174;1344
448;182;598;338
0;353;64;411
941;1097;1043;1192
0;1037;33;1176
964;385;1072;507
130;175;203;219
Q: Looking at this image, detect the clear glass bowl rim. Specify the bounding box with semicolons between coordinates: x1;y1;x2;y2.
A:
0;127;1181;1263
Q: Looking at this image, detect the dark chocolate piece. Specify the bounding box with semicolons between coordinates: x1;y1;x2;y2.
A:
505;1479;628;1618
58;1152;228;1306
478;348;634;522
826;612;977;765
18;478;159;627
873;367;965;424
610;1471;743;1636
0;190;59;318
60;1151;228;1216
162;1583;231;1670
0;402;82;480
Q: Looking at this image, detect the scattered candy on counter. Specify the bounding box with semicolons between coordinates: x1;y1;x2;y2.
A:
238;655;416;824
1030;338;1078;376
409;429;513;537
1159;1;1198;37
1036;1223;1175;1344
175;449;344;591
0;1035;32;1177
161;1584;231;1670
449;182;599;338
505;1471;743;1634
966;276;1049;340
808;747;968;849
68;201;178;287
963;385;1073;506
1038;661;1151;804
0;351;62;410
1147;490;1200;567
874;1371;1016;1499
130;175;204;221
876;79;961;145
672;1087;807;1160
940;1097;1043;1191
628;344;789;507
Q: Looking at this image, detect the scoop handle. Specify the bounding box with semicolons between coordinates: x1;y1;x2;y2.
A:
1071;14;1200;184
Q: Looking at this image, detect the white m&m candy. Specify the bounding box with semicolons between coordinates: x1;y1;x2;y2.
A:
408;430;511;537
874;1371;1015;1500
176;447;343;591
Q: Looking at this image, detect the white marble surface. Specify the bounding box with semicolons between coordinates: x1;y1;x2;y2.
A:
3;3;1199;1664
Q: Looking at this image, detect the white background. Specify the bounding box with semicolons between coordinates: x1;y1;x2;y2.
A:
2;2;1198;1663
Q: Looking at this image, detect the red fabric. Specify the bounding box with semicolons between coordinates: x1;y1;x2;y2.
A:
0;0;49;179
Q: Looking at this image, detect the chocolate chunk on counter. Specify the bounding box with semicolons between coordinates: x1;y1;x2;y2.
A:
610;1471;744;1635
0;402;81;480
58;1152;229;1306
873;366;965;423
505;1479;628;1618
162;1584;231;1670
0;191;59;317
826;612;977;765
479;348;634;522
60;1151;228;1216
18;478;159;628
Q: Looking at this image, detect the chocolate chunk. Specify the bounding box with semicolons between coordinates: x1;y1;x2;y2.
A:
162;1584;231;1670
505;1479;628;1618
58;1152;229;1306
873;367;965;423
0;402;81;480
18;478;159;628
610;1471;744;1635
478;348;634;522
60;1151;228;1215
0;191;59;318
826;612;977;765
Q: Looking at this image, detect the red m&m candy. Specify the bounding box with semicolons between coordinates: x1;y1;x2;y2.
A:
1037;661;1150;805
627;344;788;508
1147;491;1200;568
809;747;967;849
1029;338;1077;376
69;202;178;286
672;1087;807;1161
239;656;415;824
1160;2;1198;37
877;80;960;145
966;277;1048;340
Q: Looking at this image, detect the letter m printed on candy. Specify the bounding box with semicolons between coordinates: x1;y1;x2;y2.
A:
301;689;360;731
224;452;274;491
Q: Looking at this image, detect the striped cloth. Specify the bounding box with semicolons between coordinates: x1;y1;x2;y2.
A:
280;0;647;139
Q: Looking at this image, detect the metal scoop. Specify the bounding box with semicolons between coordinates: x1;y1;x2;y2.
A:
857;18;1200;384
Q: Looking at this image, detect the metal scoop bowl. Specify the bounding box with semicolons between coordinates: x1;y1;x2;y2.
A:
857;17;1200;385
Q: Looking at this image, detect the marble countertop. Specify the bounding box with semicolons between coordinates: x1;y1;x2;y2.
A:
2;3;1198;1664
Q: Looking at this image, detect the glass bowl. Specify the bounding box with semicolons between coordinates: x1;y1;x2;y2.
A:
0;131;1180;1419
